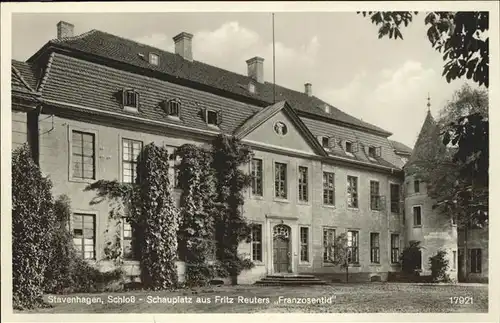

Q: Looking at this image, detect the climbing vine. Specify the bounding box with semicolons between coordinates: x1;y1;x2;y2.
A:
211;134;255;283
176;144;218;287
86;143;179;290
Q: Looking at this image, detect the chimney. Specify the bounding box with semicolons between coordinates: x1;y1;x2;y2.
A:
57;21;74;40
304;83;312;97
173;32;193;61
246;57;264;83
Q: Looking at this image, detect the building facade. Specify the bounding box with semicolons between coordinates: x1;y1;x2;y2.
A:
10;21;487;283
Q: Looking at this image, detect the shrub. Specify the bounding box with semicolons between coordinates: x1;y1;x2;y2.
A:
44;195;125;294
429;250;451;282
12;145;56;309
400;240;423;276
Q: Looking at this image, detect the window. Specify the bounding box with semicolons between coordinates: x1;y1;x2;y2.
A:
122;218;135;260
165;99;180;117
368;146;377;158
415;250;422;270
390;234;400;263
275;162;287;199
345;141;353;153
167;148;181;189
251;224;262;262
323;228;335;262
122;89;139;109
122;139;143;184
324;105;331;113
251;159;263;196
71;131;95;180
452;250;457;270
414;180;420;193
149;53;159;65
300;227;309;262
298;166;308;202
370;181;380;210
347;176;358;208
73;213;95;259
205;109;222;126
321;137;329;147
323;172;335;205
390;184;400;214
347;230;359;264
413;206;422;226
248;82;256;93
370;233;380;263
469;249;482;273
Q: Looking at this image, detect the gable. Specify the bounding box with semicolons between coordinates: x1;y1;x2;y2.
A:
242;110;316;155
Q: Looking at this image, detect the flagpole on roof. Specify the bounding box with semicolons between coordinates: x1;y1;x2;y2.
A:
272;12;276;104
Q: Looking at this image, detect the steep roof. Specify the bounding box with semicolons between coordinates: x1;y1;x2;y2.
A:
12;60;38;93
28;29;391;136
405;110;446;175
25;52;402;171
390;140;413;155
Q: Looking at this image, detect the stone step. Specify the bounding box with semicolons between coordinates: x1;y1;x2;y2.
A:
255;280;327;286
254;275;328;286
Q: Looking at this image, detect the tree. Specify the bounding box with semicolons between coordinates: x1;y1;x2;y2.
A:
12;144;56;309
329;233;350;283
415;84;488;228
359;11;489;87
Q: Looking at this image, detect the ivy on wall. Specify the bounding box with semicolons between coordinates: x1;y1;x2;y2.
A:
211;134;255;283
86;143;180;290
176;144;217;286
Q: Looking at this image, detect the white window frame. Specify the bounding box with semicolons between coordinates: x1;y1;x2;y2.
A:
71;210;98;261
273;160;289;201
68;125;99;183
299;226;311;264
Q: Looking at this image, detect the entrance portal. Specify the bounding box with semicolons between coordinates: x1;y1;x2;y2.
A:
273;224;291;273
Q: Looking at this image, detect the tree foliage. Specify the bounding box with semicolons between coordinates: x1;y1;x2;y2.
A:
429;250;451;282
359;11;489;87
414;85;488;228
400;240;423;275
12;144;56;309
211;134;254;283
329;233;350;283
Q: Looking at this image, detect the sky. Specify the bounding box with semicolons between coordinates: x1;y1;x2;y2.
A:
11;12;480;148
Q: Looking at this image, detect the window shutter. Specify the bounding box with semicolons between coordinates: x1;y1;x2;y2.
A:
216;110;223;125
375;146;382;157
121;89;126;106
135;91;140;109
317;135;323;145
201;107;207;122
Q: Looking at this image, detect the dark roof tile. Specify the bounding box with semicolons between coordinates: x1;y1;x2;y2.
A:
34;30;391;136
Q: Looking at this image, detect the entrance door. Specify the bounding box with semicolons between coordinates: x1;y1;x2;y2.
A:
273;224;291;273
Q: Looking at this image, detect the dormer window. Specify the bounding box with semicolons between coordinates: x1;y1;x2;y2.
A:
345;141;353;153
203;108;222;127
324;105;330;114
322;137;329;147
149;53;159;66
368;146;376;158
248;82;256;93
122;89;139;112
163;99;181;118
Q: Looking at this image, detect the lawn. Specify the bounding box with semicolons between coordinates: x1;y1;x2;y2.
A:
26;283;487;313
